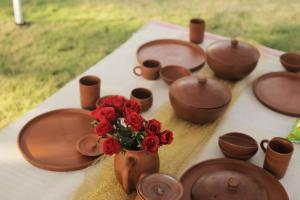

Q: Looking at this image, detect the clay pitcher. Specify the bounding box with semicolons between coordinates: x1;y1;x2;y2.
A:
114;149;160;194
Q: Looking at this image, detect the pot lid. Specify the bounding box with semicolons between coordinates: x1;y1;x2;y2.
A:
137;173;183;200
207;39;260;67
170;76;231;109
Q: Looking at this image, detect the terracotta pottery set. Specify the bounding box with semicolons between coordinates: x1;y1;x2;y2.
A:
169;76;231;124
114;149;160;194
160;65;191;85
189;18;205;44
133;59;162;80
280;52;300;72
130;88;153;112
79;75;100;110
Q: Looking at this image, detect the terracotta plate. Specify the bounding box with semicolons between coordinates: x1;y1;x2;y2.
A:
180;158;288;200
137;39;206;72
18;109;98;171
253;72;300;117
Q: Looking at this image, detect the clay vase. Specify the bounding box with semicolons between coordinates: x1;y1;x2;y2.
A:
79;75;100;110
189;18;205;44
114;150;160;194
133;60;161;80
130;88;153;112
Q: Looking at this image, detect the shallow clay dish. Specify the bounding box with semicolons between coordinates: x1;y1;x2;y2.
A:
219;132;258;160
76;134;103;157
137;39;206;72
18;109;97;171
160;65;192;85
253;72;300;117
207;39;260;80
169;76;231;124
180;158;288;200
280;52;300;72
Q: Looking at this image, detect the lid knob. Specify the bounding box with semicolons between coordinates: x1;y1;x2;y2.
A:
227;177;239;191
231;39;239;48
198;77;207;85
155;185;165;196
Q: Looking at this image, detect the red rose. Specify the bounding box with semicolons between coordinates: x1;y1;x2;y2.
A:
142;135;160;153
146;119;161;135
160;130;174;145
92;106;118;123
95;118;113;137
102;137;121;155
123;99;141;116
101;95;126;112
124;112;144;131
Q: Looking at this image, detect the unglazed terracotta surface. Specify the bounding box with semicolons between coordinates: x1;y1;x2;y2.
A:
136;173;183;200
280;52;300;72
76;134;103;157
133;60;161;80
137;39;206;72
219;132;258;160
160;65;191;85
253;72;300;117
180;158;288;200
18;109;97;171
130;88;153;112
206;39;260;80
261;137;294;179
169;76;231;124
189;18;205;44
114;150;159;194
79;75;100;110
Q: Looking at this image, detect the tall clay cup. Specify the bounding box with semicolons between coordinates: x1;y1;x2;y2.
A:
189;18;205;44
130;88;153;112
133;60;161;80
260;137;293;179
114;150;160;194
79;75;100;110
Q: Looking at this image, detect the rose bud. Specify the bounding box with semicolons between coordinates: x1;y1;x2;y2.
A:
95;118;113;137
160;130;174;145
124;112;144;132
92;106;118;123
142;135;160;153
123;99;141;116
146;119;161;135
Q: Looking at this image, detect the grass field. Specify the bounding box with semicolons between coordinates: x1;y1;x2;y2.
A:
0;0;300;130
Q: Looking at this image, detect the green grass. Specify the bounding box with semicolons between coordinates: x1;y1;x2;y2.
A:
0;0;300;130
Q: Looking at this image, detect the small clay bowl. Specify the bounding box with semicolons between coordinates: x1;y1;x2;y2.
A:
160;65;192;85
130;88;153;112
280;52;300;72
76;134;103;157
218;132;258;160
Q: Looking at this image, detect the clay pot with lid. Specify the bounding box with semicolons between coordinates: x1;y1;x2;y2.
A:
169;76;231;124
207;39;260;80
136;173;183;200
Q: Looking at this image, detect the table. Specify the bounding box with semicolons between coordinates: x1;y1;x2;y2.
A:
0;20;298;200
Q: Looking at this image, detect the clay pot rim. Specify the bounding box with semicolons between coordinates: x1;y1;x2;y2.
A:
130;87;153;101
280;52;300;68
79;75;100;86
221;149;255;159
190;18;205;24
266;137;294;155
206;39;260;65
159;65;192;84
219;132;258;150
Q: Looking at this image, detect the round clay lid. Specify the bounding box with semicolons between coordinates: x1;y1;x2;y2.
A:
207;39;260;67
137;173;183;200
170;76;231;109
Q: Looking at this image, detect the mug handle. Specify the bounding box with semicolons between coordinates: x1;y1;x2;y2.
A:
260;139;269;153
122;156;135;194
133;66;142;76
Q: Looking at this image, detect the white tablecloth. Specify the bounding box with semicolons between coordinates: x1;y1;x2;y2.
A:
0;21;298;200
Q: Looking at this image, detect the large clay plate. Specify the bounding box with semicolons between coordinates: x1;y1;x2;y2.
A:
137;39;206;72
180;158;288;200
253;72;300;117
18;109;97;171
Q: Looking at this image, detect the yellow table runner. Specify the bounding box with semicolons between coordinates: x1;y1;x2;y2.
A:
73;67;247;200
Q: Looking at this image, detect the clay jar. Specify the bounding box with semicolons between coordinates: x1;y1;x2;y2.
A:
280;52;300;72
169;76;231;124
130;88;153;112
206;39;260;80
189;18;205;44
133;60;161;80
136;173;183;200
79;75;100;110
260;137;294;179
114;150;159;194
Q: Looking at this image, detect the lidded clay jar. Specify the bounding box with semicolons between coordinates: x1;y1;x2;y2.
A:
207;39;260;80
169;76;231;124
136;173;183;200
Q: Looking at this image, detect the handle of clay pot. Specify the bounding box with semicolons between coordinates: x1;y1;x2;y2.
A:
133;66;142;76
260;139;269;153
122;156;135;194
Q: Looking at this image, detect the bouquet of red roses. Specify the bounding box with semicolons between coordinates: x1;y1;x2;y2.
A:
91;95;174;155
